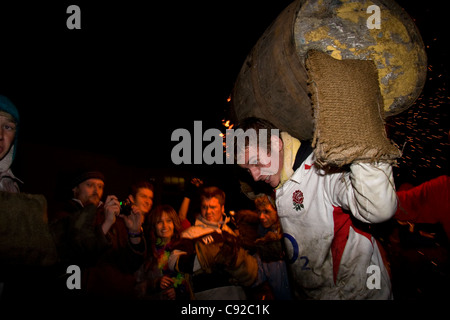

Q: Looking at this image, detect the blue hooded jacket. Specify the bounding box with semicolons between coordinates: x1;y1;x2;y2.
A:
0;95;19;160
0;95;21;192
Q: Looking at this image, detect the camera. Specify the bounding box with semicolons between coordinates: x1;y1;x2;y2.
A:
120;199;133;216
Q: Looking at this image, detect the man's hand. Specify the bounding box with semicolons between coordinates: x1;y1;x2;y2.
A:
121;204;144;244
121;204;144;233
102;195;120;234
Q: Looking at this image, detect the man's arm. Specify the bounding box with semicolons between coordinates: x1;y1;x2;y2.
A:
335;162;397;224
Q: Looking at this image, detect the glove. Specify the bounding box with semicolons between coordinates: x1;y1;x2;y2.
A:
256;240;284;262
215;232;258;286
194;240;221;273
214;231;239;267
225;247;258;286
185;178;203;200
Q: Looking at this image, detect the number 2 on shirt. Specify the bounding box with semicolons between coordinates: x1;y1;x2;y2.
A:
283;233;310;270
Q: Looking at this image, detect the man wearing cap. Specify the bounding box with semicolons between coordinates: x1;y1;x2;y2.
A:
50;170;146;299
0;95;22;193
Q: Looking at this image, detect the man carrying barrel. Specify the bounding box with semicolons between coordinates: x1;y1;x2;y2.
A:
235;117;397;299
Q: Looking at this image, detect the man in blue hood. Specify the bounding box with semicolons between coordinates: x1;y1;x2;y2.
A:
0;95;21;192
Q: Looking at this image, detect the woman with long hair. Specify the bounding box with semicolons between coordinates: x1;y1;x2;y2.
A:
135;204;192;300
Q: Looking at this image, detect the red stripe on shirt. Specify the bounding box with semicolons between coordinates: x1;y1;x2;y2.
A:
331;206;372;284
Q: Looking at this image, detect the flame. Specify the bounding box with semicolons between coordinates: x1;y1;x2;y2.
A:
221;119;234;129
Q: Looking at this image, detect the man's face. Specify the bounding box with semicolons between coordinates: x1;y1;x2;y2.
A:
72;178;104;207
131;187;154;215
257;203;278;229
239;136;283;188
0;113;17;161
200;197;224;223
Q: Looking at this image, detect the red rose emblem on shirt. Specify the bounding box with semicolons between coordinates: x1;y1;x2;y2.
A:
292;190;304;211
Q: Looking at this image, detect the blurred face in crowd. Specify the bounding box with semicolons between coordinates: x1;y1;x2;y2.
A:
155;211;174;242
72;178;104;207
201;196;224;223
0;112;17;161
257;202;278;229
131;187;154;216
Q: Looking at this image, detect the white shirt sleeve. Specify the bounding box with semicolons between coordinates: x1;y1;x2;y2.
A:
334;162;397;224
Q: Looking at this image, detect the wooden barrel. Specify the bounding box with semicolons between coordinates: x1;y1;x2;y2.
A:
231;0;427;141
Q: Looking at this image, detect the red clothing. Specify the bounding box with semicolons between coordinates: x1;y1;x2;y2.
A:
395;175;450;239
181;218;191;231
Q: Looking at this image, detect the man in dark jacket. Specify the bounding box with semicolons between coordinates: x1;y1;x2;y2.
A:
50;170;146;299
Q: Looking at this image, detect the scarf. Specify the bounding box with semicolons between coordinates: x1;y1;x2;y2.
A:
277;132;301;188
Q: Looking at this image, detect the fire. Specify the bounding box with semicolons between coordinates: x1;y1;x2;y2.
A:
222;119;234;129
221;119;235;154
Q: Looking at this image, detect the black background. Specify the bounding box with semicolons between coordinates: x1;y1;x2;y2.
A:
0;0;448;209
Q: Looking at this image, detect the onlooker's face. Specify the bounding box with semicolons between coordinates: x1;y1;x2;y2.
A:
155;212;174;242
257;203;278;229
200;197;224;223
131;187;154;215
72;178;104;207
0;113;17;160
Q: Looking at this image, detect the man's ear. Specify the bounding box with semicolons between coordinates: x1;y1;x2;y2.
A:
270;135;283;152
72;186;78;197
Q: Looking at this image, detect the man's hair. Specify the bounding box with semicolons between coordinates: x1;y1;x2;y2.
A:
200;186;226;206
129;180;155;198
229;117;281;166
235;117;279;152
254;194;276;211
237;117;278;132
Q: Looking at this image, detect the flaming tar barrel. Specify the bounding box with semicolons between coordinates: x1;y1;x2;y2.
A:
231;0;427;140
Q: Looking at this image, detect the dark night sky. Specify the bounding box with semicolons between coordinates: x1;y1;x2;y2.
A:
0;0;448;202
0;1;293;164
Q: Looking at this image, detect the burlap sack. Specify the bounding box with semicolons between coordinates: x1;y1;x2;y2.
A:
306;50;401;166
0;191;58;266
